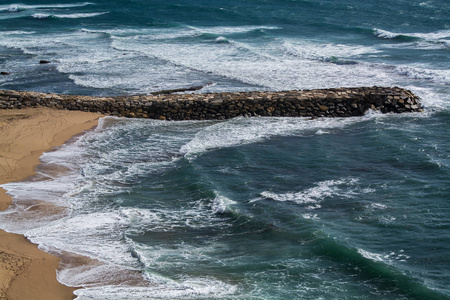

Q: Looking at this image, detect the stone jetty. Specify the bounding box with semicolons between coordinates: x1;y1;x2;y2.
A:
0;86;422;120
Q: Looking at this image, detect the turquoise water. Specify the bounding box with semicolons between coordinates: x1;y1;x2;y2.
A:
0;1;449;299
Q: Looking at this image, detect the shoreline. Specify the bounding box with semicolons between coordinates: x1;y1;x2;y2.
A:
0;108;102;299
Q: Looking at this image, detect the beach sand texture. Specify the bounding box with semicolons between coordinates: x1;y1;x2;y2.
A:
0;108;101;300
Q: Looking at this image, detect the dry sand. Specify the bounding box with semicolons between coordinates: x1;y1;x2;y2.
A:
0;107;102;300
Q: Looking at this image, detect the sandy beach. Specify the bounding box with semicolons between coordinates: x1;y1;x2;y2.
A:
0;108;101;300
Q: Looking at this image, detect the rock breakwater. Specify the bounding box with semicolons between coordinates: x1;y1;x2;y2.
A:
0;87;422;120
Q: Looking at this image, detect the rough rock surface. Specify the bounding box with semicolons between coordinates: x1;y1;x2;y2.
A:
0;86;422;120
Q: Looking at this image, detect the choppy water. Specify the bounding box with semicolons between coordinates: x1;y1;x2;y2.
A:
1;0;449;299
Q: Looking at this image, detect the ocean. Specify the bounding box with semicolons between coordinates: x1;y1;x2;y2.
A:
0;0;449;299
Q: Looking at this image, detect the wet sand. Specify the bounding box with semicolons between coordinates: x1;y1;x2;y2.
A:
0;107;101;299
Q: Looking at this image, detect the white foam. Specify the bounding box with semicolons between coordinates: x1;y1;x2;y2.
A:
407;30;450;41
31;13;50;19
32;12;108;19
374;28;450;40
1;22;445;94
374;28;450;49
119;208;162;235
2;178;75;202
385;250;411;262
60;223;240;299
74;277;237;299
301;213;320;220
407;86;450;112
374;28;401;39
0;30;35;35
260;178;359;207
358;248;385;263
0;2;94;11
27;30;207;93
132;241;219;273
378;215;396;224
419;1;434;7
0;28;113;60
0;139;90;233
369;203;388;210
25;211;139;267
283;40;380;60
98;25;280;42
211;193;237;214
181;116;373;158
0;121;151;269
186;25;282;36
215;36;229;43
111;35;394;91
0;4;21;12
394;65;449;84
58;261;142;288
358;248;410;264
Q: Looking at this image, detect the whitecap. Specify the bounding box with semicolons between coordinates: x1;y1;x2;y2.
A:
32;11;108;19
32;13;50;19
186;25;282;36
53;12;109;19
369;203;387;210
358;248;410;265
0;30;35;35
373;28;401;39
358;248;385;263
302;213;320;220
408;30;450;40
374;28;450;50
0;2;94;11
2;4;21;12
215;36;229;43
260;178;360;206
211;193;237;214
315;129;329;135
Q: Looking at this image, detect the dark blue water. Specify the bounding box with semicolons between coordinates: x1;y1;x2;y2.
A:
1;1;449;299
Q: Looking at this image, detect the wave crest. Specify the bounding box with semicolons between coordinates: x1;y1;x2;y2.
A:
0;2;94;12
374;28;402;39
260;178;360;208
32;12;108;19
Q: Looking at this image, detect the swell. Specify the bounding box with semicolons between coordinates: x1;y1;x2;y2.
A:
311;233;449;299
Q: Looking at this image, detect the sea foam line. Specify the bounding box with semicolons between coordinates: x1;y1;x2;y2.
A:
32;12;109;19
0;2;94;12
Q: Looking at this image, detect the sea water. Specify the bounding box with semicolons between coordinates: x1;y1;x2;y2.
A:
0;0;449;299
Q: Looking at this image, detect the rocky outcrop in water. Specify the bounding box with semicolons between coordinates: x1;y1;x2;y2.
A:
0;86;422;120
